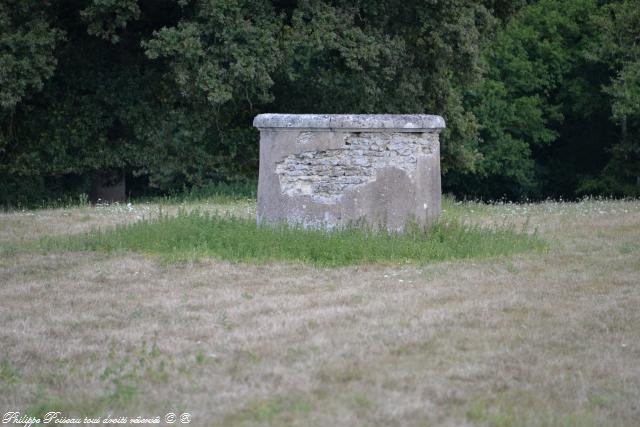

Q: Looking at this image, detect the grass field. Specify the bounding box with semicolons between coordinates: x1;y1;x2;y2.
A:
1;196;639;426
38;211;545;267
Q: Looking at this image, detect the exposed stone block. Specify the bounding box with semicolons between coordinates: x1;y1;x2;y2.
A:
254;114;445;230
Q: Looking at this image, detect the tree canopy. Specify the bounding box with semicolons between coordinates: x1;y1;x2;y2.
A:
1;0;638;206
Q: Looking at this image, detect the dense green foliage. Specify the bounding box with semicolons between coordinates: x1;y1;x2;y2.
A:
461;0;640;198
40;211;546;266
1;0;639;206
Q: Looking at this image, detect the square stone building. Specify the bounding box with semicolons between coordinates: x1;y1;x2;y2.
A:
254;114;445;231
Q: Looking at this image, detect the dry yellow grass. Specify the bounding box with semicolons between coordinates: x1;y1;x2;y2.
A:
1;198;639;426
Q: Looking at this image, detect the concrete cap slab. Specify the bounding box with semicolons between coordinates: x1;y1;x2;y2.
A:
253;114;445;131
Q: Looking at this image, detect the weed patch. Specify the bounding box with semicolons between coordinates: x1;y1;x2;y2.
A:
0;358;20;384
221;396;313;426
40;211;546;267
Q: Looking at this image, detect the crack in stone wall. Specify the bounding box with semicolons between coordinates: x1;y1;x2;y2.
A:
275;132;438;204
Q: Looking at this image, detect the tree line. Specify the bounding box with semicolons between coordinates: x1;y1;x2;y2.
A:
1;0;638;206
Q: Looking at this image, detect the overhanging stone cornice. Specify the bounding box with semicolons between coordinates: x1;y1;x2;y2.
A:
253;114;445;132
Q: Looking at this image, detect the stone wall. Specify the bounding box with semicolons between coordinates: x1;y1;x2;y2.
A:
254;114;445;230
275;131;439;204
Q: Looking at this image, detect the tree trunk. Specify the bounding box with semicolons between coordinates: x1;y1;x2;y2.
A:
90;168;126;203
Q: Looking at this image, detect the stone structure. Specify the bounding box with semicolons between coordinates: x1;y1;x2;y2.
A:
254;114;445;230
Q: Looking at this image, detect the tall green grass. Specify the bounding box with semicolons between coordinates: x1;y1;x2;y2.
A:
1;181;258;212
41;211;546;267
134;181;257;205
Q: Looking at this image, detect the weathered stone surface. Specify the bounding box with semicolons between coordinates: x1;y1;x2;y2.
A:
254;114;445;130
254;114;445;230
